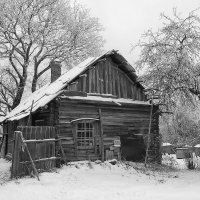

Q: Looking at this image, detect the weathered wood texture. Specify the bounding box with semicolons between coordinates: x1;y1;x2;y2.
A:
2;121;18;158
13;126;56;177
58;99;159;162
66;58;146;101
11;131;21;178
2;55;159;163
31;100;59;127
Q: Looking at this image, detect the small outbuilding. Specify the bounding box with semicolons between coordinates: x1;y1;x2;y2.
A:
176;147;191;159
0;50;160;164
194;144;200;157
162;143;174;155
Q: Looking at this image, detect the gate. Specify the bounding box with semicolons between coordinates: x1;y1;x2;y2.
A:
11;126;57;178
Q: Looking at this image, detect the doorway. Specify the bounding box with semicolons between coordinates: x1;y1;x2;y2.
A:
120;135;146;162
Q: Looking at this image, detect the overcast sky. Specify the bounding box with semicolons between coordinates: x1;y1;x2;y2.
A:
78;0;200;65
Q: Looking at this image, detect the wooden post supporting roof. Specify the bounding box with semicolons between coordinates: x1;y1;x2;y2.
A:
11;131;21;178
98;107;104;162
144;100;153;167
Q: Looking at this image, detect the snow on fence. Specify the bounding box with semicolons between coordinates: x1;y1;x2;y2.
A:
11;126;58;178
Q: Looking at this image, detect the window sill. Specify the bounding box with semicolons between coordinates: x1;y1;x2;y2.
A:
77;146;94;150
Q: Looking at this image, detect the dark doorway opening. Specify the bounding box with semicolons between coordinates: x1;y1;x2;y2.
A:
120;135;146;162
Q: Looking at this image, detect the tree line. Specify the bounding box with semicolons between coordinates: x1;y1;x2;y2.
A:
135;9;200;146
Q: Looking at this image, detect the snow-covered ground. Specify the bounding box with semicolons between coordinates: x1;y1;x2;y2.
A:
0;158;200;200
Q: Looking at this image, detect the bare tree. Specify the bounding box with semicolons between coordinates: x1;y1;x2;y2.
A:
0;0;104;110
134;10;200;110
161;104;200;146
0;68;18;115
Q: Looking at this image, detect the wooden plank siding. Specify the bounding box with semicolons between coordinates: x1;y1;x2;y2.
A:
57;99;159;162
2;55;160;164
66;57;147;101
13;126;56;177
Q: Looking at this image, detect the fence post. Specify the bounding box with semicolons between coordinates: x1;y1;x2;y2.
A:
59;139;67;165
0;133;7;158
11;131;21;178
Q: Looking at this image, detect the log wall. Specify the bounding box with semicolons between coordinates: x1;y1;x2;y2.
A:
57;98;159;162
1;56;159;163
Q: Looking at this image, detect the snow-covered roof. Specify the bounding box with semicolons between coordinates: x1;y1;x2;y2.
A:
0;57;96;122
0;50;141;123
162;143;172;146
62;95;150;106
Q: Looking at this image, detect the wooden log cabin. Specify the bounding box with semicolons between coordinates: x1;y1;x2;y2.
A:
0;50;160;163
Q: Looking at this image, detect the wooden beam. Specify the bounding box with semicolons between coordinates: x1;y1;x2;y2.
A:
98;107;104;162
23;139;57;143
20;131;40;181
11;131;21;178
71;118;99;123
20;157;57;164
59;139;67;165
144;99;153;167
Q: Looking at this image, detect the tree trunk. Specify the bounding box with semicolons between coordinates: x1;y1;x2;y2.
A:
11;78;26;109
31;74;38;93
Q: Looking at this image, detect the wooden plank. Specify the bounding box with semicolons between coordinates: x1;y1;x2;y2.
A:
24;139;57;143
59;139;67;164
11;131;21;178
85;70;89;93
11;126;57;177
145;101;154;167
108;62;112;94
21;132;40;181
131;85;135;100
83;75;86;92
116;69;121;97
90;68;94;93
71;118;99;123
20;157;57;164
73;125;78;158
88;69;92;93
105;62;108;94
112;68;116;96
98;108;104;161
102;63;106;94
96;66;100;93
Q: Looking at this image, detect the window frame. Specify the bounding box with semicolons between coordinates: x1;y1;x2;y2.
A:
75;120;95;149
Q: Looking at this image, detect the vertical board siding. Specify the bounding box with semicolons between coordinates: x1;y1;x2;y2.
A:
16;126;56;176
96;65;100;93
66;58;147;101
88;69;92;93
58;101;101;161
108;61;112;94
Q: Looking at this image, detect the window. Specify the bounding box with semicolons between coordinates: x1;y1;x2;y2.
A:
76;121;94;147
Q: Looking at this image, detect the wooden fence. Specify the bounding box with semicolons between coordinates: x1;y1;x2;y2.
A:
11;126;57;178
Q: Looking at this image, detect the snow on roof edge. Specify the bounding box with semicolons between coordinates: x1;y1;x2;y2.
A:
62;95;150;105
0;49;144;123
162;143;172;146
0;56;97;123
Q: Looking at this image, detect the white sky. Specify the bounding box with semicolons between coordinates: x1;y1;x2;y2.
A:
78;0;200;65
